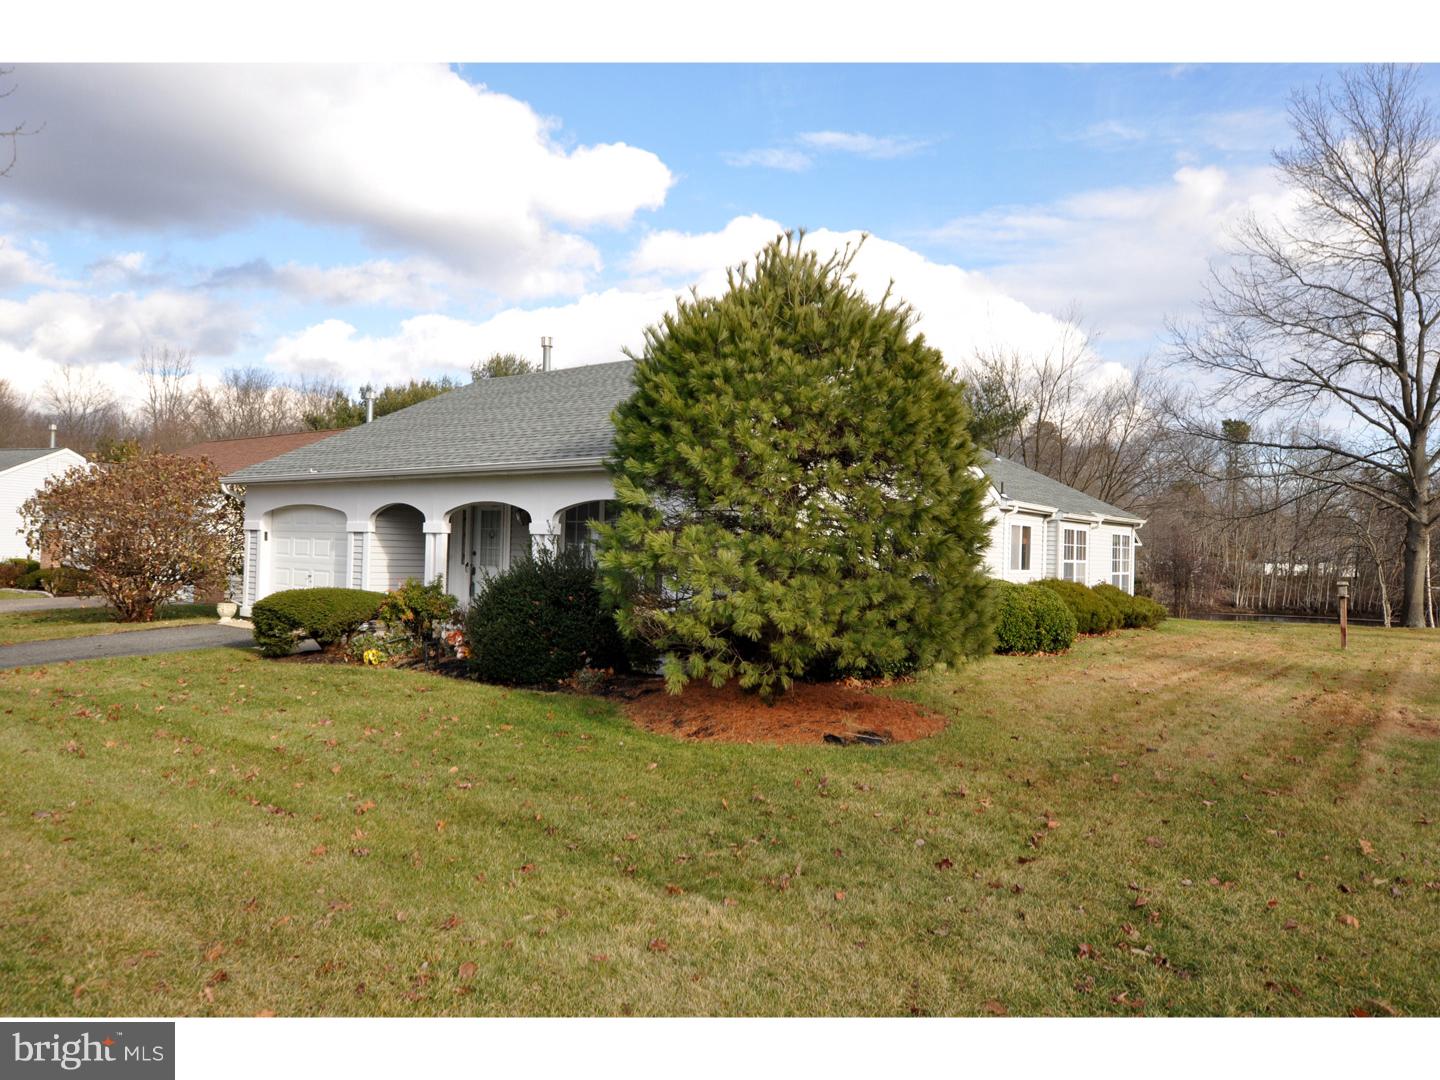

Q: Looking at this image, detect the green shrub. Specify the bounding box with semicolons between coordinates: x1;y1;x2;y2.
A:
377;577;459;657
1035;579;1121;634
251;587;384;658
992;581;1077;654
38;566;94;597
1;558;41;590
465;546;636;686
1094;583;1168;629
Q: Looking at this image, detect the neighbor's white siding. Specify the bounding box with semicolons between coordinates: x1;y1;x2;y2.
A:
0;450;87;561
369;504;425;591
981;508;1051;584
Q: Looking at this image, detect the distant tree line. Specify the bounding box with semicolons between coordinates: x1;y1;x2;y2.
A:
0;350;539;458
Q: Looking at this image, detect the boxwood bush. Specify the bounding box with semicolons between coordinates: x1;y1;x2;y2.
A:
1035;579;1122;634
251;587;384;658
992;580;1077;654
1093;583;1169;629
464;546;635;686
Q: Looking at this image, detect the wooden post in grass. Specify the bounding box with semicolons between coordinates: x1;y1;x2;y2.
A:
1337;578;1349;650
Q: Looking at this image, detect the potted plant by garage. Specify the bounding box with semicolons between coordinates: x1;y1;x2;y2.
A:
216;596;239;620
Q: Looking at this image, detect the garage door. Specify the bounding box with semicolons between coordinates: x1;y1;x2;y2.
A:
271;506;347;590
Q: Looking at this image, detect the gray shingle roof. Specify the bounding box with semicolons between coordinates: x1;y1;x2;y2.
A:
0;448;69;473
979;452;1141;522
225;361;637;483
223;362;1139;524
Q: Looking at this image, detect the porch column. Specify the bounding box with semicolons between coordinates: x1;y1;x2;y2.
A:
529;510;560;557
423;518;451;587
346;519;373;591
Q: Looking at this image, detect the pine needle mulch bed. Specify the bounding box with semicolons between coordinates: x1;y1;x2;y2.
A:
626;678;946;745
1;619;1438;1017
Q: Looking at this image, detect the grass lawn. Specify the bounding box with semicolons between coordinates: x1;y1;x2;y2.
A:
0;619;1436;1017
0;603;216;646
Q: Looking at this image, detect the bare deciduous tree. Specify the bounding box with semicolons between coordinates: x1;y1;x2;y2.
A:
137;345;197;450
40;363;123;450
1172;64;1440;626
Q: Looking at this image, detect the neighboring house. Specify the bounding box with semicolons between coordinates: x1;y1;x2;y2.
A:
178;429;346;476
0;447;88;561
978;453;1144;593
225;362;1145;614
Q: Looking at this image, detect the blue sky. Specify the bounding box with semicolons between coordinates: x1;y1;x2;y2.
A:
2;62;1428;405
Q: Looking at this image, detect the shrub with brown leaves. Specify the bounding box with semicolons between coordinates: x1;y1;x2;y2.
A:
20;453;243;621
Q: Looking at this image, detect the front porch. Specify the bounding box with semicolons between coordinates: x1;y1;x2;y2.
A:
237;470;617;614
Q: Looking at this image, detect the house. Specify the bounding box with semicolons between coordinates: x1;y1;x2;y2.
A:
0;447;88;561
178;429;345;476
225;361;1145;614
978;453;1144;593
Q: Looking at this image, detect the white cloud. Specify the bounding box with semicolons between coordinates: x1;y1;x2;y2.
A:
927;165;1292;346
8;64;673;298
725;129;933;171
722;147;814;172
0;234;64;289
0;288;253;380
266;217;1100;389
796;130;933;159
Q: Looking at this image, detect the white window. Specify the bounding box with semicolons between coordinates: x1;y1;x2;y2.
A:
561;500;617;564
1112;534;1132;593
1009;523;1031;571
1062;527;1088;582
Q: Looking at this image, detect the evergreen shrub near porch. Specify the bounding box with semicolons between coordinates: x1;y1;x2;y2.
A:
463;546;636;686
251;587;385;658
1093;582;1169;629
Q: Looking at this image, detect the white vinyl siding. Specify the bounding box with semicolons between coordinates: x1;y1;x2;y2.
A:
1061;527;1087;582
369;505;425;591
0;450;87;560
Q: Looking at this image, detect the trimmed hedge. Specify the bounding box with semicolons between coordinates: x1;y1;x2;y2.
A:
1093;583;1168;629
1035;579;1122;634
993;580;1078;654
464;546;636;686
0;558;41;590
251;587;384;658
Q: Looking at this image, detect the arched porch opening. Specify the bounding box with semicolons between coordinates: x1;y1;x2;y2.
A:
369;503;425;592
556;499;619;565
446;502;532;603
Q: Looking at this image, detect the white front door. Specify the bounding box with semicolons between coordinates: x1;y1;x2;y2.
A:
270;506;347;590
460;505;510;600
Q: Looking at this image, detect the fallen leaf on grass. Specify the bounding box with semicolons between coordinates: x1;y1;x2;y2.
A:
1358;839;1375;858
834;890;846;901
204;943;225;962
935;857;954;871
255;1010;276;1018
439;914;462;931
457;962;477;981
647;938;669;953
1077;943;1095;959
1338;914;1360;928
982;999;1008;1016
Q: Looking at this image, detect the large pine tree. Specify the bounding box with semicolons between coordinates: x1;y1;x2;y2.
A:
598;233;994;698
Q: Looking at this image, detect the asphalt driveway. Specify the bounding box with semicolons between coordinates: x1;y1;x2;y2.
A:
0;595;108;614
0;623;255;669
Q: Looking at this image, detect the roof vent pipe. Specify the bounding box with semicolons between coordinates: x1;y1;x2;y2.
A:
48;423;57;449
360;384;375;423
541;336;552;372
